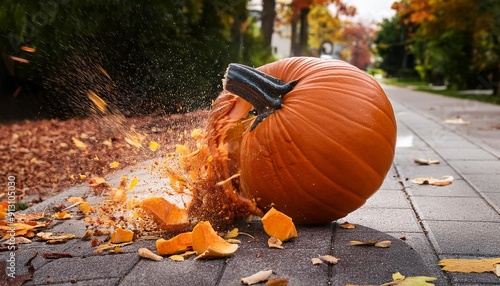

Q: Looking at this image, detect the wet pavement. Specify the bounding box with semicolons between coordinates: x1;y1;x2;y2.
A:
2;84;500;286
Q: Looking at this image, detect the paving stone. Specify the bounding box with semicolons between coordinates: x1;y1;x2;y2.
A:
380;166;402;190
219;248;330;286
405;179;478;197
449;160;500;174
411;197;499;222
481;192;500;213
29;278;120;286
434;147;498;160
393;151;444;166
331;230;447;286
396;164;462;188
342;208;422;233
362;189;410;209
424;221;500;256
25;253;139;285
461;174;500;192
120;258;225;286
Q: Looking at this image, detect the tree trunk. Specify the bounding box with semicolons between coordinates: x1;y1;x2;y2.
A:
298;7;310;56
291;15;298;56
261;0;276;48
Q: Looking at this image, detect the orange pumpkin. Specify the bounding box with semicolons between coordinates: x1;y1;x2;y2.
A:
216;57;396;224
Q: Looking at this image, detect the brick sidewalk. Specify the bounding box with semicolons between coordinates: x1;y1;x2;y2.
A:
2;85;499;286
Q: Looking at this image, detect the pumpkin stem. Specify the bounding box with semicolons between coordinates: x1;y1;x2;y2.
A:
224;63;298;131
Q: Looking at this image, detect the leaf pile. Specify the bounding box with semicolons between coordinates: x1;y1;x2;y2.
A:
0;112;208;202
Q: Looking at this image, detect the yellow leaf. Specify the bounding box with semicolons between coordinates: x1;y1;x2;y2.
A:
128;177;139;190
88;90;107;113
72;137;87;150
79;202;91;214
439;258;500;273
109;161;120;169
149;141;159;151
224;228;239;239
52;211;72;220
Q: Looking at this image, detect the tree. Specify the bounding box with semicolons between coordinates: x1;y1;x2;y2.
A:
0;0;258;121
343;22;375;70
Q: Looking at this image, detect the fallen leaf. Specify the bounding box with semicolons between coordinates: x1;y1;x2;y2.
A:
168;254;185;262
411;176;454;186
88;90;108;113
149;141;159;152
445;117;470;125
66;197;84;204
339;221;356;229
350;239;391;248
36;232;75;243
241;270;273;285
389;272;437;286
93;242;133;254
321;255;340;264
42;252;73;259
52;211;72;220
109;161;120;169
375;240;392;248
266;278;289;285
72;137;87;150
225;228;239;239
268;237;283;249
414;158;440;165
128;177;139;190
438;258;500;274
138;248;163;261
311;257;323;265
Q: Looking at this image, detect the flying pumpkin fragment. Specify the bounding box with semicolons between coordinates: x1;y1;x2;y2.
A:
110;228;134;244
140;197;189;231
156;232;193;256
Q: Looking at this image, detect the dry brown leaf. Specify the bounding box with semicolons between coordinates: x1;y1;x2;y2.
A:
266;278;289;286
438;258;500;274
72;137;87;150
93;242;133;254
241;270;273;285
311;257;323;265
168;254;185;261
445;118;470;125
138;248;163;261
321;255;340;264
88;90;108;113
36;232;75;243
339;221;356;229
414;158;440;165
52;211;72;220
375;240;392;248
411;176;454;186
268;237;283;249
350;239;391;248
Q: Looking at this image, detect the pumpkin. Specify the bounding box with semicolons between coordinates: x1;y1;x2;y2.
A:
140;197;190;231
191;221;238;259
261;207;297;242
110;227;134;243
155;232;193;256
210;57;396;224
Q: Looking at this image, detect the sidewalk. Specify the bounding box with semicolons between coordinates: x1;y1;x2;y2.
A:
2;85;500;286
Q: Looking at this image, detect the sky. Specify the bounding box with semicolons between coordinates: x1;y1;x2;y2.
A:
342;0;396;23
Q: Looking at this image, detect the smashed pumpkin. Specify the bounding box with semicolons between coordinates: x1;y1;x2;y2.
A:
140;197;189;231
261;207;297;242
207;57;396;224
110;228;134;244
156;232;193;256
191;221;238;259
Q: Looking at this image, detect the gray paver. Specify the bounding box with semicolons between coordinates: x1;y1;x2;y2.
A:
461;173;500;192
449;160;500;174
405;179;479;197
411;196;500;221
423;221;500;255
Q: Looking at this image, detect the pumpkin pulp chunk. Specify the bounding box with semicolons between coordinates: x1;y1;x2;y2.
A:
261;207;297;242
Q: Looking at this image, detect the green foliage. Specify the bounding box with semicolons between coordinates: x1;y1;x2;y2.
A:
0;0;257;120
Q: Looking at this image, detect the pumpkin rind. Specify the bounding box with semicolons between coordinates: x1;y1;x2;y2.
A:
225;57;397;224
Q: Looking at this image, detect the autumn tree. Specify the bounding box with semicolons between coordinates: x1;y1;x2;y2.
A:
343;22;375;70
